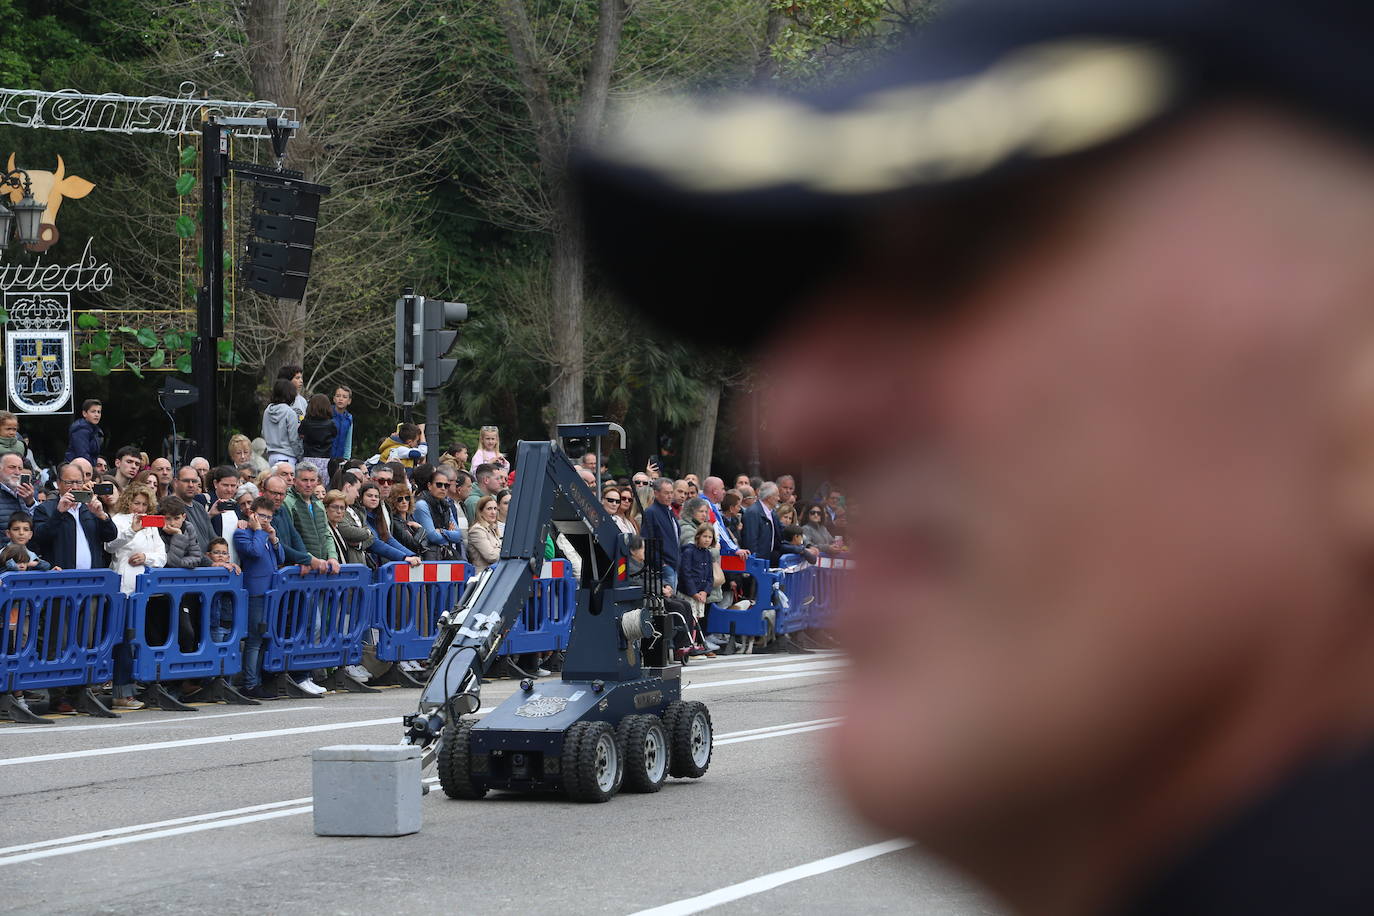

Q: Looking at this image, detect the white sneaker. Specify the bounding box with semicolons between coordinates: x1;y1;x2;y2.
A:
344;665;371;682
400;660;421;673
296;677;327;696
535;667;552;677
703;638;721;651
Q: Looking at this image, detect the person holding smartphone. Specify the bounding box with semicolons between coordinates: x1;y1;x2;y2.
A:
235;496;285;699
0;452;37;546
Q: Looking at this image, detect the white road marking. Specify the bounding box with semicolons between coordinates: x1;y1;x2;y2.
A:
713;717;839;740
684;670;832;690
0;718;841;864
0;796;314;855
714;722;839;745
0;706;324;736
0;717;401;767
687;651;841;670
0;665;837;766
739;658;845;674
626;839;914;916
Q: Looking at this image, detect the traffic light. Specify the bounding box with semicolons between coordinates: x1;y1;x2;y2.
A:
242;177;328;300
393;290;423;407
421;297;467;391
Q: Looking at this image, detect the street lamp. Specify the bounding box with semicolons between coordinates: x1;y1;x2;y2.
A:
0;169;46;251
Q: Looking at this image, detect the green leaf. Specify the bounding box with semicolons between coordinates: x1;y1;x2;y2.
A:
76;313;99;330
77;341;93;357
117;325;135;335
0;307;7;323
148;349;166;369
175;173;195;196
90;353;110;376
109;345;125;368
185;280;198;299
175;353;192;374
175;214;197;239
91;330;110;350
127;362;143;379
163;332;183;350
135;328;158;348
222;251;232;271
179;146;196;168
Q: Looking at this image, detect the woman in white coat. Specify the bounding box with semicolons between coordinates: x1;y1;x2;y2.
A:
103;483;166;708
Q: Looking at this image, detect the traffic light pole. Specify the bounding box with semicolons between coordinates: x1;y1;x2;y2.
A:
195;118;226;463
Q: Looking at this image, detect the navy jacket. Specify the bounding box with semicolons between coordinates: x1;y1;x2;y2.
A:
31;501;116;568
641;500;680;571
679;543;713;598
741;501;783;565
234;527;284;596
271;505;312;566
64;417;104;464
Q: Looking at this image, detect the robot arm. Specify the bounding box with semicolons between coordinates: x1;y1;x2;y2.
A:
403;435;630;759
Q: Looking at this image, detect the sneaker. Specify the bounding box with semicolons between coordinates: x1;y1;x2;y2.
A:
344;665;372;682
703;637;721;651
535;667;552;677
111;697;145;710
296;678;327;696
54;700;76;714
243;686;278;700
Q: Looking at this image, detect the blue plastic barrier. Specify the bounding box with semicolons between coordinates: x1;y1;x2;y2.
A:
809;556;853;629
704;555;773;638
372;561;471;663
373;561;578;662
263;564;373;673
126;567;247;684
0;569;123;693
503;569;576;656
777;558;815;634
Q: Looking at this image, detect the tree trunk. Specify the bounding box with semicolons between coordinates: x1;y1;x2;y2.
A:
549;204;585;425
753;4;789;87
681;379;722;481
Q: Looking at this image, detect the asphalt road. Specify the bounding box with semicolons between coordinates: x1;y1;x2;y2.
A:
0;652;1003;915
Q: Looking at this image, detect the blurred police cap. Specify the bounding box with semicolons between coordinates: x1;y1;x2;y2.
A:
576;0;1374;342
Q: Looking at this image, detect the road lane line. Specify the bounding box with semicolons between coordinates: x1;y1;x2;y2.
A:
0;717;841;864
626;839;914;916
714;722;840;745
688;651;841;670
0;796;314;854
0;668;840;767
714;718;840;740
0;807;316;865
0;706;324;736
685;670;832;690
0;717;401;767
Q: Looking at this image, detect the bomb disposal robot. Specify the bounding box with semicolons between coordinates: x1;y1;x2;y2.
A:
402;423;712;801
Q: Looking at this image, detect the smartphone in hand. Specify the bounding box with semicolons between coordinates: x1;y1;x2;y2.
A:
141;514;166;528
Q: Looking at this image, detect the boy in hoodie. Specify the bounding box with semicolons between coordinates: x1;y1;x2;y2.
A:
377;422;427;468
65;400;105;464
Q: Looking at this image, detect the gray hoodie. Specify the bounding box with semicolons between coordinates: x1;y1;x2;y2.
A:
262;403;301;459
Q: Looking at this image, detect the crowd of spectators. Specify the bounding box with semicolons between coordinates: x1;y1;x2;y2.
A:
0;379;849;720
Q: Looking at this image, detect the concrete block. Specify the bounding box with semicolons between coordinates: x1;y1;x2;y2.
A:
313;744;422;837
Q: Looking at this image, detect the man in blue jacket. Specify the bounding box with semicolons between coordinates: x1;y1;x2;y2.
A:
234;497;285;700
741;481;784;565
640;477;680;591
64;399;104;464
